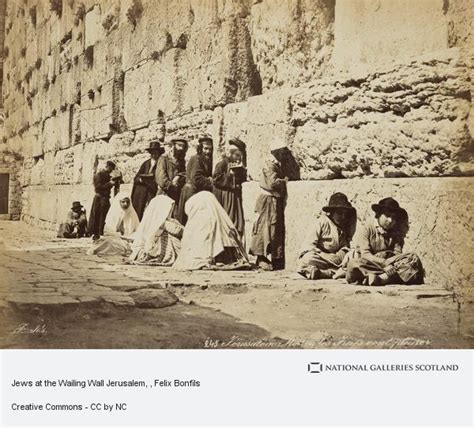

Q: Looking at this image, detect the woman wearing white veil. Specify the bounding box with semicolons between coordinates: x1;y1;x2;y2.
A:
173;191;249;271
87;192;140;256
129;195;183;265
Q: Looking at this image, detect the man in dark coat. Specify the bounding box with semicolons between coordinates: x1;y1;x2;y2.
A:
156;138;188;219
88;160;119;240
57;201;88;238
213;138;247;239
131;140;165;220
176;137;213;226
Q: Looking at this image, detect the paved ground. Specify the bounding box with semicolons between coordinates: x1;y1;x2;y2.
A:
0;220;472;349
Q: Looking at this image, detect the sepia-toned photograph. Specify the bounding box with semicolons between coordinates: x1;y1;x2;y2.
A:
0;0;472;349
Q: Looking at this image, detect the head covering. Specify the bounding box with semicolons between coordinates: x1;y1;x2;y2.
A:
228;138;246;153
371;197;404;216
106;160;116;169
170;138;188;147
130;195;175;257
198;136;213;145
71;201;83;211
146;140;165;154
270;140;287;153
104;192;140;238
173;191;248;270
322;193;356;214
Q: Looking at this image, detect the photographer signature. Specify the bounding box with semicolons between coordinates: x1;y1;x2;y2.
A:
10;323;47;335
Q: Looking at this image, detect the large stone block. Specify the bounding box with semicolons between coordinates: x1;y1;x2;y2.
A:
333;0;448;72
290;49;473;179
80;80;114;140
165;109;218;158
84;4;103;48
54;148;75;185
245;89;294;180
250;0;335;90
123;61;164;129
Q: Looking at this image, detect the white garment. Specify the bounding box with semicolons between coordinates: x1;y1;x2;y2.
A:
173;191;248;270
130;195;175;259
104;192;140;238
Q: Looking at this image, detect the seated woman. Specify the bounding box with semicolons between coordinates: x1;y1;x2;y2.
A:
129;195;183;266
346;197;424;286
297;193;356;280
87;193;139;256
173;191;250;270
57;201;88;238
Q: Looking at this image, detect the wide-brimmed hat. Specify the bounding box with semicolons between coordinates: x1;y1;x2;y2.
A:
322;193;356;213
371;197;404;216
71;201;83;210
146;140;165;153
228;138;246;153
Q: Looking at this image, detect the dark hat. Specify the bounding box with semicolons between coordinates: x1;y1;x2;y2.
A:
170;138;188;147
371;197;404;216
146;140;165;153
228;138;246;153
105;160;116;169
71;201;83;210
322;193;355;213
198;136;213;144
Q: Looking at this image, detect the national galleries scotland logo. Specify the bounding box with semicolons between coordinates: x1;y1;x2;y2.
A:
307;362;460;374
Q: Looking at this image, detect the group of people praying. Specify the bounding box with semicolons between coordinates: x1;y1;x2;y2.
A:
57;136;424;286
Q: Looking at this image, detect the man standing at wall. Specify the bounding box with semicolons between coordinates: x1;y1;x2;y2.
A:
176;137;214;226
155;138;188;219
131;140;164;220
213;138;247;240
88;160;120;241
249;141;291;271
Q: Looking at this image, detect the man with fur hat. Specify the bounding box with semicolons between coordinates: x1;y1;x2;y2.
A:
156;138;188;219
176;136;214;226
213;137;247;239
249;140;293;271
297;193;357;280
131;140;164;220
346;197;424;286
57;201;88;238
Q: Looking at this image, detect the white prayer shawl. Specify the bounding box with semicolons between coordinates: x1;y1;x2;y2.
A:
130;195;175;259
104;192;140;238
173;191;247;270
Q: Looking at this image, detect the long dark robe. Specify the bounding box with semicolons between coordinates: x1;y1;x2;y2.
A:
249;158;287;268
131;159;158;220
176;154;213;225
213;157;247;239
155;154;186;219
88;170;114;237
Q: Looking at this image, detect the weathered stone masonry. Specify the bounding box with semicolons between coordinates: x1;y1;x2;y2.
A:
0;1;473;298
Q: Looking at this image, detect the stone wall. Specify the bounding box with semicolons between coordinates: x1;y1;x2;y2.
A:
1;1;473;295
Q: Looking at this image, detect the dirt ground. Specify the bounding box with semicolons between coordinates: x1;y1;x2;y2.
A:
0;221;472;349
